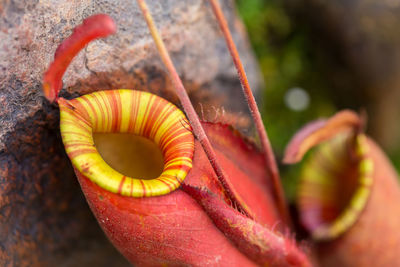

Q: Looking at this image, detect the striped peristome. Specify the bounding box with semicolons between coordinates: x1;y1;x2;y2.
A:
59;89;194;197
298;132;374;240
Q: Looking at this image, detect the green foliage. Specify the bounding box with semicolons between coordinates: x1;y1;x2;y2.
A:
237;0;335;154
237;0;338;199
237;0;400;196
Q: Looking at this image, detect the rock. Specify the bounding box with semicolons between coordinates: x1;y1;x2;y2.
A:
0;0;263;266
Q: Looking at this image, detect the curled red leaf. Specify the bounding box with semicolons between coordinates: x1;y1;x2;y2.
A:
42;14;116;102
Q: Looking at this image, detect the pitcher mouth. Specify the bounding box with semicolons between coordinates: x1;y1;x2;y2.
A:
298;132;374;240
59;89;194;197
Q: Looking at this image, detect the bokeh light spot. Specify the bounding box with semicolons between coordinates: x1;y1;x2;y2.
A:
284;87;310;111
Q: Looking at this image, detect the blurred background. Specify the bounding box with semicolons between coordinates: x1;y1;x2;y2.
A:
236;0;400;200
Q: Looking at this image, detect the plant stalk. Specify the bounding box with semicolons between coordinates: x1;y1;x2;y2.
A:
136;0;252;218
208;0;292;226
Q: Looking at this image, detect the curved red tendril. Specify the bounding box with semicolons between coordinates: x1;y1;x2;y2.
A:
42;14;116;102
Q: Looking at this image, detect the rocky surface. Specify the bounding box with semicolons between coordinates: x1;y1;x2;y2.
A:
0;0;262;266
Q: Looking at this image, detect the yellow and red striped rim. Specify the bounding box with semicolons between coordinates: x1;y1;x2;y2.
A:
59;89;194;197
298;133;373;240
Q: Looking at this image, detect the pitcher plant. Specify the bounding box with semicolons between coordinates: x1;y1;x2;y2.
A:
41;1;400;266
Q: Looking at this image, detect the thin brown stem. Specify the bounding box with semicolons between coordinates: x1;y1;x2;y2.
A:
208;0;292;226
136;0;252;218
